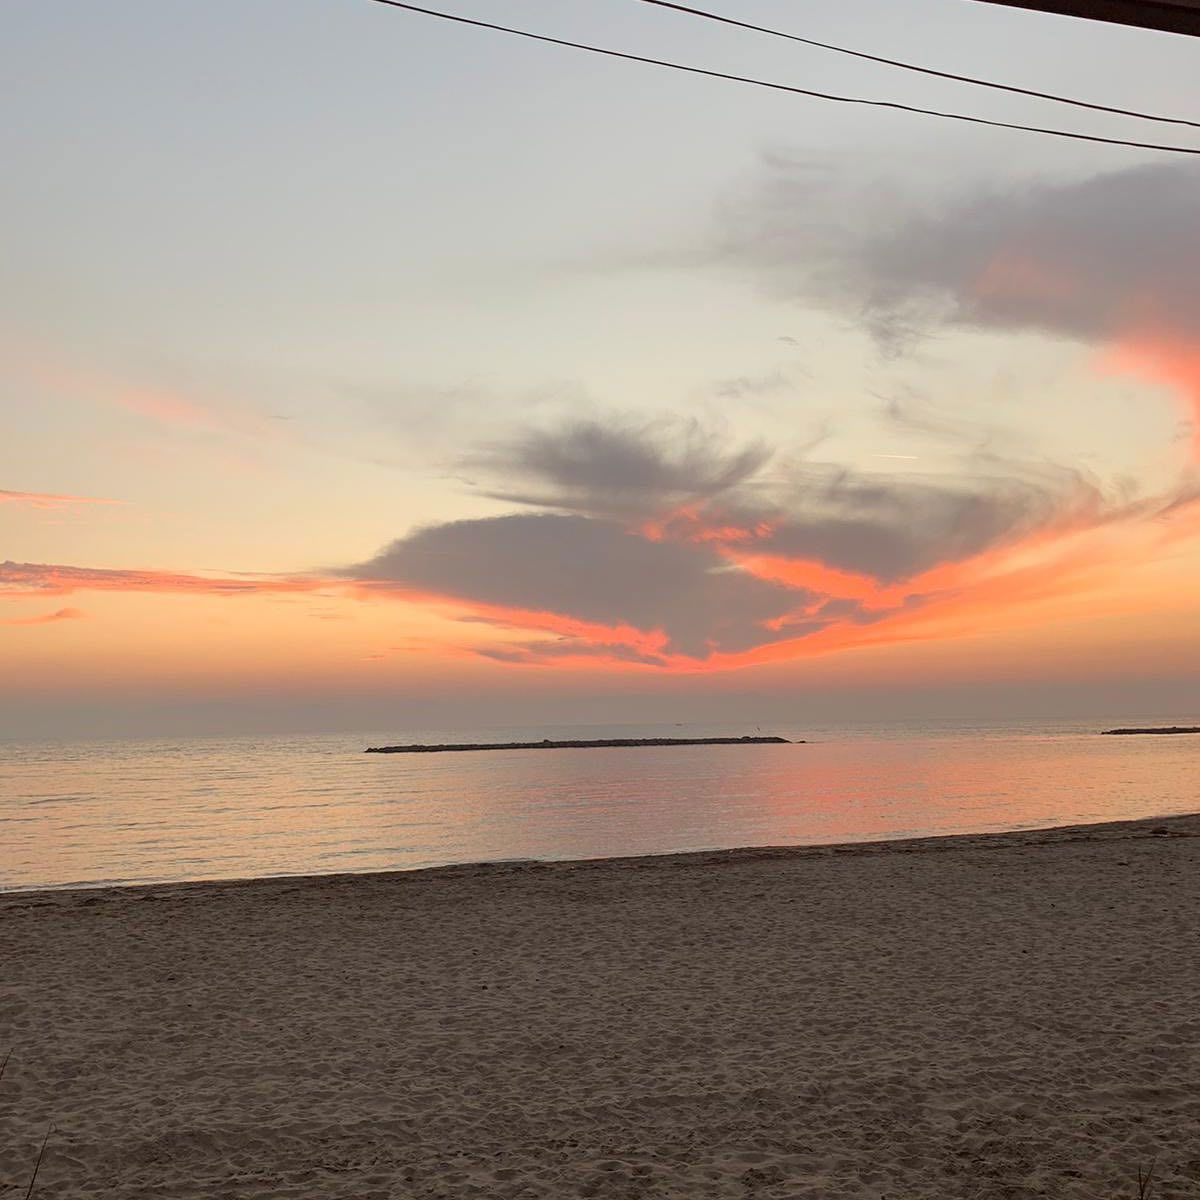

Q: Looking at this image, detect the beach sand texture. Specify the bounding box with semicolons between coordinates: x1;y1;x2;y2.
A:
3;814;1198;1199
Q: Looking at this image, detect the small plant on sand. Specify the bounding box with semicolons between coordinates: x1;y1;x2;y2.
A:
2;1053;56;1200
23;1124;57;1200
1133;1159;1156;1200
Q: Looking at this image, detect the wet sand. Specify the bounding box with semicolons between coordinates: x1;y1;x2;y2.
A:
2;813;1198;1199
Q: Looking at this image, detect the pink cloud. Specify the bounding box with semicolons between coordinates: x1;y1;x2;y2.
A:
114;386;260;435
0;561;325;599
1101;336;1200;459
0;489;125;511
19;355;270;439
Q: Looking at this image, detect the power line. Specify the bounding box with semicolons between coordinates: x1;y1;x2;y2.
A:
366;1;1200;156
634;0;1200;130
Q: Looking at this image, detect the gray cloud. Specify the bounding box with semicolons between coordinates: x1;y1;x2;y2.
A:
473;638;668;667
875;387;1025;456
339;417;1137;662
336;165;1200;667
464;418;771;520
756;459;1102;582
344;512;818;661
714;160;1200;349
458;418;1105;582
712;371;793;400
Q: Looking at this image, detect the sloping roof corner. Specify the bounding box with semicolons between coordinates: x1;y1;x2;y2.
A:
973;0;1200;36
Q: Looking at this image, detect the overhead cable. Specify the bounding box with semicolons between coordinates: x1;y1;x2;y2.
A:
634;0;1200;130
366;0;1200;156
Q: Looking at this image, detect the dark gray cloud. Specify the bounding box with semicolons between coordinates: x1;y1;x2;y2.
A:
464;418;770;519
344;512;818;661
714;160;1200;349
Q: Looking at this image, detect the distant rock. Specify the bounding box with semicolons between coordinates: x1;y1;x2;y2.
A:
1101;726;1200;736
364;735;795;754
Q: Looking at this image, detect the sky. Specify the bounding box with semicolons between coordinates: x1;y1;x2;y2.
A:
3;0;1199;736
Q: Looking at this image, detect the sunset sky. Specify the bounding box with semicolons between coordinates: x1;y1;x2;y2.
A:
3;0;1199;736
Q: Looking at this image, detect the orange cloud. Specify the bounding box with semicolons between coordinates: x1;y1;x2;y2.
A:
349;578;674;665
497;490;1200;673
0;561;669;667
641;503;774;545
721;554;886;605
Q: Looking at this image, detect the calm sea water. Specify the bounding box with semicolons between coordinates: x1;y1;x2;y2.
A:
1;718;1196;891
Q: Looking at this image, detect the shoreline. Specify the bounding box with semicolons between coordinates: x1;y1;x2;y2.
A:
4;809;1195;904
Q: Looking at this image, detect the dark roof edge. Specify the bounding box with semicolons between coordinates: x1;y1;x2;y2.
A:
971;0;1200;36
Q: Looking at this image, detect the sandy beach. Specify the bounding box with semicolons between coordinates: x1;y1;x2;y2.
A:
2;814;1197;1199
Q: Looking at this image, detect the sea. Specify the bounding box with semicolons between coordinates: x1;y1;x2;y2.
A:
1;717;1196;892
